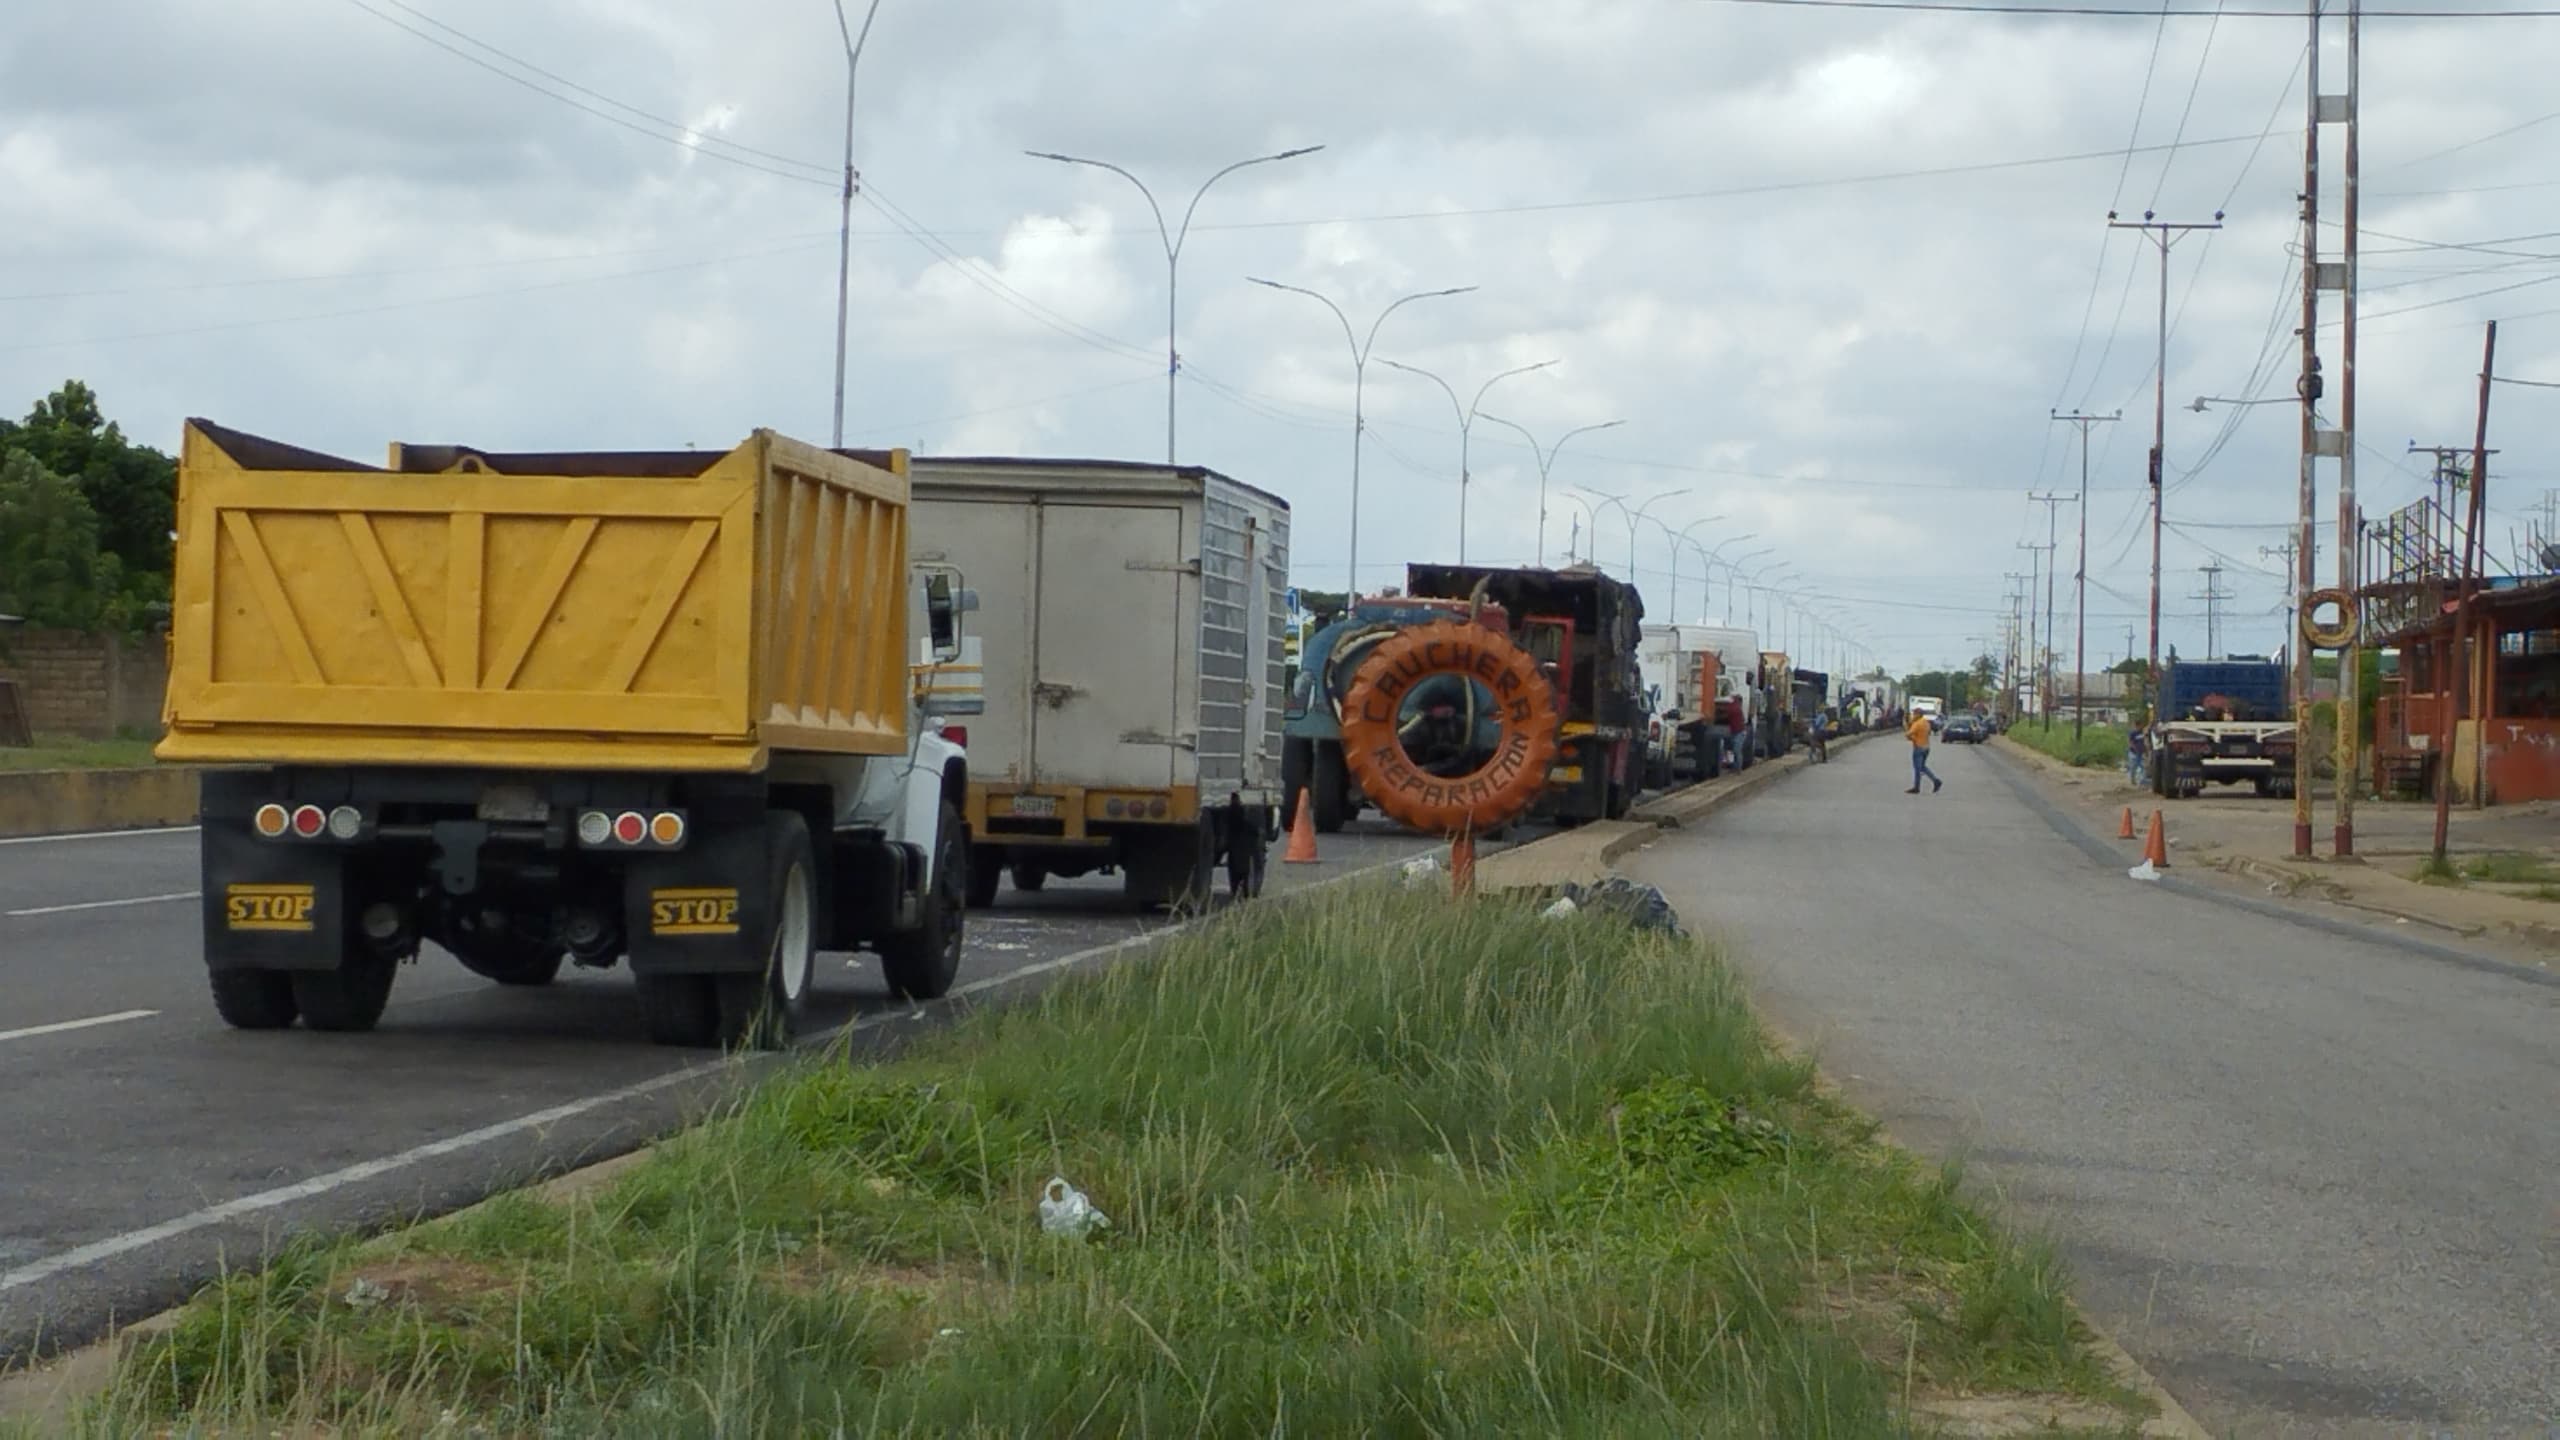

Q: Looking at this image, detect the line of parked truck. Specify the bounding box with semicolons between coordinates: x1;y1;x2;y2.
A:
153;418;1772;1051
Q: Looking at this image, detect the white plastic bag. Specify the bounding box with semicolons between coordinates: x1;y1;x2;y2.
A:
1400;855;1444;888
1539;896;1579;920
2127;860;2161;882
1039;1176;1110;1237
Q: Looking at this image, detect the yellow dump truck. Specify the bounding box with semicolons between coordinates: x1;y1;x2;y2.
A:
157;421;981;1047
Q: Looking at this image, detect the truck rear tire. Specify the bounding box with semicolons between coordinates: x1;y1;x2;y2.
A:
1281;737;1312;832
209;969;298;1030
636;973;719;1047
1125;820;1216;911
879;802;965;1001
1225;813;1267;899
964;843;1002;909
1009;860;1048;892
291;953;397;1033
1311;742;1349;834
714;812;818;1048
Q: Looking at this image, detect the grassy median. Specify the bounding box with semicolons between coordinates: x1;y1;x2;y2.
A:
2001;721;2129;772
0;734;158;772
41;887;2147;1437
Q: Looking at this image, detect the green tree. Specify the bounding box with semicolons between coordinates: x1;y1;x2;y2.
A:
0;380;176;599
0;449;125;630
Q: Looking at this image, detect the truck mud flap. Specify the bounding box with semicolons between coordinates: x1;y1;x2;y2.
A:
623;820;772;976
201;821;345;972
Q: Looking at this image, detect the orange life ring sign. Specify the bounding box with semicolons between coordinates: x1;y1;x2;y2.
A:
1339;619;1561;835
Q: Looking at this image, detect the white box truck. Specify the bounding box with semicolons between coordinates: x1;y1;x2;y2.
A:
1639;623;1765;780
907;458;1289;910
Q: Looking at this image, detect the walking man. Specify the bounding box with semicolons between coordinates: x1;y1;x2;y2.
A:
1905;710;1941;794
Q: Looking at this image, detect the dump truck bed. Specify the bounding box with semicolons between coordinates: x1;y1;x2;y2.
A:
157;420;913;772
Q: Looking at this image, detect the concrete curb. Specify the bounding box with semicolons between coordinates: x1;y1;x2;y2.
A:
0;767;200;840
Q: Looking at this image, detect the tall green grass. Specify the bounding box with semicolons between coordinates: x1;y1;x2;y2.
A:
38;888;2136;1437
2002;722;2130;771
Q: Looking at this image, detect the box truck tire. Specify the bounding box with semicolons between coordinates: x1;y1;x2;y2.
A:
964;844;1002;909
636;973;719;1048
712;812;818;1049
292;951;397;1033
209;969;298;1030
878;803;966;1002
1010;860;1048;892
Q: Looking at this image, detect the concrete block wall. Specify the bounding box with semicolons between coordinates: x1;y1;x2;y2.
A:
0;628;169;738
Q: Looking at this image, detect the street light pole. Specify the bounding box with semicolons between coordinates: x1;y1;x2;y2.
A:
1575;488;1694;581
1475;416;1626;566
1653;517;1745;623
1376;358;1558;563
1725;545;1774;619
1249;279;1476;599
829;0;885;449
1028;143;1324;463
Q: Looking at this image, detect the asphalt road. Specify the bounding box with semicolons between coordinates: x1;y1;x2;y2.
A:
1630;738;2559;1437
0;817;1468;1364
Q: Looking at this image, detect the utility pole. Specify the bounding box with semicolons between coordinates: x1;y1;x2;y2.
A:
2333;0;2366;856
2190;562;2231;659
2053;412;2119;739
829;0;885;449
2029;489;2071;732
2016;544;2043;721
2260;536;2301;640
2109;209;2225;719
2004;572;2031;721
2437;321;2496;857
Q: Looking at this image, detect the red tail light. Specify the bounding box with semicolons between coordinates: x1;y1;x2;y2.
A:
612;811;647;845
290;805;326;838
941;725;968;745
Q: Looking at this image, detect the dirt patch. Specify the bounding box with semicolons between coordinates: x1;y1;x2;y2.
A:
1913;1392;2153;1437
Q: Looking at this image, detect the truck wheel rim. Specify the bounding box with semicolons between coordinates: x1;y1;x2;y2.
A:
774;862;812;1003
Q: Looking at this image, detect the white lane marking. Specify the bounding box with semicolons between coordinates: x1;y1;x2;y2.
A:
7;891;199;919
0;1010;159;1045
0;826;198;848
0;845;1436;1296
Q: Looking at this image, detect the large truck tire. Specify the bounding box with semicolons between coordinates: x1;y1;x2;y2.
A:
1224;809;1268;899
209;969;298;1030
964;842;1002;909
291;952;397;1033
1311;742;1349;834
1280;737;1312;832
1334;619;1560;837
1009;859;1048;892
714;811;818;1048
879;803;966;1001
1124;819;1216;911
453;933;565;987
636;973;719;1047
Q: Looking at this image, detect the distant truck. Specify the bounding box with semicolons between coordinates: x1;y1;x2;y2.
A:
2152;654;2297;800
1909;694;1945;721
906;457;1288;908
1405;562;1649;824
1639;622;1764;782
158;422;979;1048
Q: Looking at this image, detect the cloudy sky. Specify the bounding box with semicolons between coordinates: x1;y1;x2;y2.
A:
7;0;2560;677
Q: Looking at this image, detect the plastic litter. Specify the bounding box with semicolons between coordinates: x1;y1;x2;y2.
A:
1400;855;1445;888
1038;1176;1110;1237
341;1277;390;1309
1539;896;1579;920
1549;877;1686;935
2128;860;2161;882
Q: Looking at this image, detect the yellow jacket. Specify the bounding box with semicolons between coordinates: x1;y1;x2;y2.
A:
1906;714;1934;748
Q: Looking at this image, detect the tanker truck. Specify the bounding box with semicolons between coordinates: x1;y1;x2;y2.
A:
156;421;980;1049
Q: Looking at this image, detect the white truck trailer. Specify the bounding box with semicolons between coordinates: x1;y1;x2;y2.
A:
907;458;1289;910
1639;623;1764;780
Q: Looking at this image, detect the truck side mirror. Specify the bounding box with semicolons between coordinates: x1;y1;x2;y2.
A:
923;571;974;662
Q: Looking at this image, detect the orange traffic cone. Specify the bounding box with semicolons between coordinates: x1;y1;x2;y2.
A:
2143;810;2170;868
1450;828;1477;897
2119;805;2136;840
1283;795;1320;864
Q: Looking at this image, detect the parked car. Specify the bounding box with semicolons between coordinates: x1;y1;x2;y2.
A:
1942;714;1986;744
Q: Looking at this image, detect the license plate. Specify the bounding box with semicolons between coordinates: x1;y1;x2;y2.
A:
477;785;549;824
1008;794;1058;818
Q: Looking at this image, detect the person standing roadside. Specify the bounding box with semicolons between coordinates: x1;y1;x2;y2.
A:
2126;723;2150;789
1905;710;1941;794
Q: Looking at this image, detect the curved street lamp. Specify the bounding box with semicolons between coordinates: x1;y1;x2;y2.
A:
1653;516;1747;624
1574;486;1694;582
1249;278;1476;598
1376;357;1557;563
1028;143;1324;462
1724;544;1775;617
1474;415;1626;566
